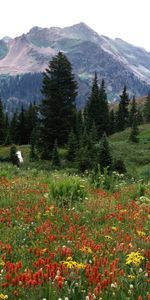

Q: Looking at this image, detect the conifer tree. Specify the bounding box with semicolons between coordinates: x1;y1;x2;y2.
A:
129;96;137;126
51;140;60;167
67;130;78;162
10;112;19;144
98;133;112;172
0;98;5;145
38;51;78;158
17;106;28;145
109;109;115;134
98;79;109;137
144;92;150;122
116;86;130;131
26;103;38;143
10;144;19;166
85;75;109;139
85;72;99;131
129;117;139;143
29;129;37;161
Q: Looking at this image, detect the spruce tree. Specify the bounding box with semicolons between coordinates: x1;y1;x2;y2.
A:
116;86;130;131
85;75;109;139
109;109;115;134
51;140;60;167
38;52;78;158
98;79;109;137
98;133;112;172
85;72;99;131
10;112;19;144
29;129;38;161
17;106;28;145
67;130;78;162
129;96;137;126
10;144;19;166
129;117;139;143
26;103;38;143
144;92;150;122
0;98;5;145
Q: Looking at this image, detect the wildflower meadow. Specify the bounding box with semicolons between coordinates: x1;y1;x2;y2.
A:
0;164;149;300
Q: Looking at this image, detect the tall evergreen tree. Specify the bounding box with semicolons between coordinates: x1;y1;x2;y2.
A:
0;98;5;145
85;75;109;139
51;140;60;167
17;106;28;145
98;79;109;137
109;109;115;134
85;72;99;131
98;132;112;172
26;103;38;143
38;51;78;158
144;92;150;122
10;112;19;144
129;96;137;126
129;117;139;143
67;130;78;162
116;86;130;131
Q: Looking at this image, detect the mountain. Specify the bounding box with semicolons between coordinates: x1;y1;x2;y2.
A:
0;22;150;112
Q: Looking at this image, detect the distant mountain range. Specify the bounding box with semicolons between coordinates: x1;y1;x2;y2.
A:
0;22;150;112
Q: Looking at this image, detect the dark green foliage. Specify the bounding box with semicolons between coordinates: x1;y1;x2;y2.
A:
0;98;5;145
17;106;28;145
74;110;84;141
144;92;150;122
51;140;60;167
136;109;143;125
10;112;19;144
109;109;115;134
67;130;78;162
98;79;109;136
129;118;139;143
26;103;38;143
129;96;137;126
85;72;99;131
29;129;38;161
10;144;19;166
98;133;112;172
113;159;126;173
85;75;109;138
76;128;97;172
39;52;78;158
116;86;130;131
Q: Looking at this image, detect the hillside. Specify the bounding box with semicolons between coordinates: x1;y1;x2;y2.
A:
110;123;150;179
0;22;150;111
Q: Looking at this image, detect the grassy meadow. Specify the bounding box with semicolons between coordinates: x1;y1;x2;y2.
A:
0;124;150;299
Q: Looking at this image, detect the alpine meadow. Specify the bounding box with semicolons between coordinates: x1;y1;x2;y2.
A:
0;30;150;300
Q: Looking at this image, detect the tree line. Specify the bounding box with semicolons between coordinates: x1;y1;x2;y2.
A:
0;51;150;171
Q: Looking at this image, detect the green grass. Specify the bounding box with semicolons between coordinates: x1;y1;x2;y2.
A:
110;123;150;179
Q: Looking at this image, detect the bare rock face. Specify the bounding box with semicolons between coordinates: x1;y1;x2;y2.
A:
0;22;150;111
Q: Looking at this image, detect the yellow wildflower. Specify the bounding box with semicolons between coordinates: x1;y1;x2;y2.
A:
80;246;93;254
128;274;136;280
126;251;145;267
105;235;113;240
111;226;117;231
0;258;4;267
62;257;85;269
0;294;8;300
137;231;146;237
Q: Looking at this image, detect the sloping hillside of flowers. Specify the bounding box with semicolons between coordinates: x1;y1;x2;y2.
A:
0;165;149;300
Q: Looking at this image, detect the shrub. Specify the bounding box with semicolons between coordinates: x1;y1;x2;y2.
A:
49;176;87;207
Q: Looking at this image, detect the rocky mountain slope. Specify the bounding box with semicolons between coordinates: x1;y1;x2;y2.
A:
0;22;150;111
